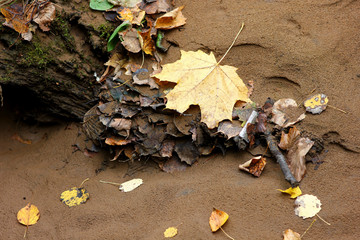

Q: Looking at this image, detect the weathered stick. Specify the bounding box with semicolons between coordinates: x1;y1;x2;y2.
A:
265;131;299;187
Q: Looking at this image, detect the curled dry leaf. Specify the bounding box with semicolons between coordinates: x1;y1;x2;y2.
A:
304;93;328;114
154;50;250;129
287;137;314;182
209;208;229;232
294;194;321;219
109;118;132;133
155;6;186;30
138;28;155;55
105;137;132;146
239;156;267;177
33;2;55;31
283;229;301;240
271;98;305;128
278;126;300;150
277;186;302;199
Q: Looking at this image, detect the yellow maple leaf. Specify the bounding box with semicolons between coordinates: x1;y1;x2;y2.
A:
277;186;302;199
154;50;250;128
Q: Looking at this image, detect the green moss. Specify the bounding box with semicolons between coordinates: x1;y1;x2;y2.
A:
51;13;76;52
21;40;54;69
97;24;113;40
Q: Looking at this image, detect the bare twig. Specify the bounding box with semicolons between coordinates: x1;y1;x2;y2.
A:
265;131;299;187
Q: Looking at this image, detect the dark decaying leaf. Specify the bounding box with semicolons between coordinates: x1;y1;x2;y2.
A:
239;156;267;177
174;139;200;165
160;139;175;157
159;155;188;173
173;106;201;135
120;28;141;53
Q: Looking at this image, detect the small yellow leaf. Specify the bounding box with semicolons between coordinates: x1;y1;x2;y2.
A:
164;227;178;238
17;203;40;226
209;208;229;232
60;187;89;207
277;186;302;199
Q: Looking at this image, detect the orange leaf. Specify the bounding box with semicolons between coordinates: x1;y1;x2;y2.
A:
138;28;155;55
278;126;300;150
105;137;132;146
116;7;134;22
209;208;229;232
155;6;186;30
12;133;32;144
1;4;29;33
239;156;267;177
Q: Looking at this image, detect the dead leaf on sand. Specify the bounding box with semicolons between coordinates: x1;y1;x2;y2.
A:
154;50;250;128
105;137;132;146
174;140;200;165
287;137;314;182
160;139;175;158
159;155;188;173
239;156;267;177
155;6;186;30
278;126;300;150
283;229;301;240
209;208;229;232
271;98;305;128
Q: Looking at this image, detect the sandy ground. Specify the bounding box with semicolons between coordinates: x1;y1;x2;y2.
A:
1;0;360;239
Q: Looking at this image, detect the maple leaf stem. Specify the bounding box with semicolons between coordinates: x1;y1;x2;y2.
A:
79;178;90;188
217;22;245;66
220;227;235;240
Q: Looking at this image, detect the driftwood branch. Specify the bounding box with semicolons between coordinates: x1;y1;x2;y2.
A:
265;131;299;187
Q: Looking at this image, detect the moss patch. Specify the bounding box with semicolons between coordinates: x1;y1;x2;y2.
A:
21;40;54;69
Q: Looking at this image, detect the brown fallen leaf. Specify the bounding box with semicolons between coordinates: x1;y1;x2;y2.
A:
271;98;305;128
154;49;250;129
105;137;132;146
12;133;32;144
174;140;200;165
278;126;300;150
160;139;175;158
287;137;314;182
138;28;155;55
239;156;267;177
33;2;55;31
283;229;301;240
109;118;132;135
1;4;31;34
155;6;186;30
139;0;171;14
159;155;188;173
217;120;243;139
120;28;141;53
209;208;229;232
